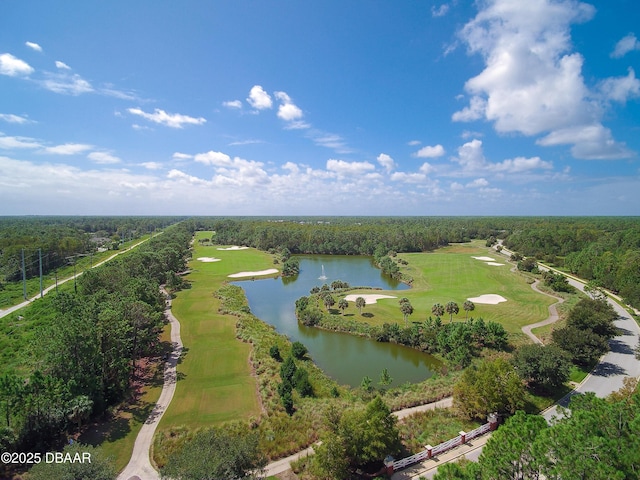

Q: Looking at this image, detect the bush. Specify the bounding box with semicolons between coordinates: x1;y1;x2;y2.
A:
291;341;308;359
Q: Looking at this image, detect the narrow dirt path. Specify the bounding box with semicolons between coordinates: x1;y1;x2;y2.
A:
117;288;182;480
521;279;565;344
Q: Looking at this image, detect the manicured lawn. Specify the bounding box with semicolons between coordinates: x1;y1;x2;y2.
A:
157;233;276;430
336;242;555;333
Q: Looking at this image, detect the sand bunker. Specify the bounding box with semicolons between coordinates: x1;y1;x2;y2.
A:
344;294;397;305
217;246;249;251
197;257;221;262
472;256;496;262
467;294;507;305
486;262;505;266
228;269;279;278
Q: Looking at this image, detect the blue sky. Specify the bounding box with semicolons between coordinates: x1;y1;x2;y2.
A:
1;0;639;215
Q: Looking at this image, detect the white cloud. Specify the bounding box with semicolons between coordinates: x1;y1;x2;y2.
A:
467;178;489;188
140;162;163;170
43;143;93;155
419;162;434;175
223;100;242;109
25;42;42;52
611;33;640;58
431;4;450;17
390;172;427;183
599;68;640;103
454;0;632;159
326;159;375;176
312;133;352;153
194;150;232;166
377;153;396;173
0;113;33;124
172;152;193;160
0;53;34;76
452;139;553;173
42;72;93;95
0;134;41;150
413;144;445;158
407;140;421;146
128;108;206;128
55;60;71;70
537;124;631;160
88;151;121;164
247;85;272;110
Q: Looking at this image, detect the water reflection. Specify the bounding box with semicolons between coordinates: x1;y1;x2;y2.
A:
234;255;441;387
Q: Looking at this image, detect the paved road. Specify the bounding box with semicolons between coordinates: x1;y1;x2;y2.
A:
0;237;155;319
521;279;564;344
117;288;183;480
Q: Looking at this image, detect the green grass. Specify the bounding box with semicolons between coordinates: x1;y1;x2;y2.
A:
157;233;275;431
335;242;556;334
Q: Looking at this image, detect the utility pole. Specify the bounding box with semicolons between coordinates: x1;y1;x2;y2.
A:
39;248;43;298
21;249;27;300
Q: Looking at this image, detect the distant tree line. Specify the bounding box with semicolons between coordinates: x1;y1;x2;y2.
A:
502;217;640;309
0;221;193;458
0;216;185;283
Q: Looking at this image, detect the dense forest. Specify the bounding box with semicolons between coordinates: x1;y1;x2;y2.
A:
0;221;194;459
197;216;640;309
0;216;186;283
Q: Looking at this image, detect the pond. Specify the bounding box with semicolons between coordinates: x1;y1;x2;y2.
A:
234;255;442;387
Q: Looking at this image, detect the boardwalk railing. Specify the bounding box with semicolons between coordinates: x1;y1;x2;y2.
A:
391;414;497;473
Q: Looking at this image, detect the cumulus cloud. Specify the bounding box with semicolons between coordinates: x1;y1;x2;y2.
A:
453;0;632;160
25;41;42;52
194;150;232;166
140;161;163;170
128;108;206;128
598;68;640;103
377;153;396;173
172;152;193;160
390;172;427;183
247;85;272;110
0;53;34;76
452;139;553;174
43;143;93;155
467;178;489;188
88;151;121;164
611;33;640;58
326;159;375;176
537;124;631;160
413;144;445;158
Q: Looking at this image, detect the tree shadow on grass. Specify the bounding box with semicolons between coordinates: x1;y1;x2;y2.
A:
362;312;374;318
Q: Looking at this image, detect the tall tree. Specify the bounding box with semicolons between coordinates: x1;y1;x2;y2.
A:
338;298;349;314
355;297;366;315
432;303;445;319
462;300;475;320
400;298;414;325
445;301;459;322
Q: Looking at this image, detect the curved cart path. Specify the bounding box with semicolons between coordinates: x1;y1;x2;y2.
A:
521;279;565;344
117;288;182;480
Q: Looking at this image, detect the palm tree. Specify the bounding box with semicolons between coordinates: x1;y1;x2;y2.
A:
463;300;475;320
323;293;336;312
400;299;414;325
338;298;349;314
355;297;366;315
431;303;445;319
445;301;459;322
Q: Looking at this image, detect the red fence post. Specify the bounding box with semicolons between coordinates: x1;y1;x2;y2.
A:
459;431;466;444
426;445;433;459
488;412;499;431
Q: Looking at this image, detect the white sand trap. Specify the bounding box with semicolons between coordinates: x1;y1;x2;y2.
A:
467;294;507;305
217;246;249;251
197;257;221;262
486;262;505;266
228;269;279;278
344;294;397;305
472;256;496;261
